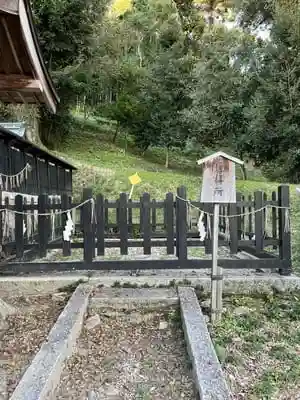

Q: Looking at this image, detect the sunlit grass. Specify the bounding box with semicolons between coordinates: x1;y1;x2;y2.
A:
110;0;132;15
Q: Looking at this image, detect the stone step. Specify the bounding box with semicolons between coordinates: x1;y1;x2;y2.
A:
89;288;179;311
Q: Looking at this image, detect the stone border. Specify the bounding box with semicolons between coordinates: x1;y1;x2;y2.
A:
178;287;231;400
9;284;91;400
90;288;178;310
1;274;300;296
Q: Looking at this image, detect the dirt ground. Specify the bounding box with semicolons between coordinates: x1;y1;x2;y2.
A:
0;293;68;398
56;307;195;400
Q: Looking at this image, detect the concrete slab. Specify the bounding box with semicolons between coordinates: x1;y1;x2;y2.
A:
1;273;300;296
178;287;231;400
90;288;179;310
9;284;91;400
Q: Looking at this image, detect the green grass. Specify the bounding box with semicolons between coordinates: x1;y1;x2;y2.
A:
212;291;300;399
54;115;300;270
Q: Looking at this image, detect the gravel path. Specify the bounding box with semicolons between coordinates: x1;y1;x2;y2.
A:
31;245;280;280
0;294;68;398
56;308;195;400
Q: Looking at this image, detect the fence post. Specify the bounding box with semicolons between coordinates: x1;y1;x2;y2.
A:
272;191;278;250
248;194;253;239
254;191;264;253
104;199;108;233
119;192;128;255
15;195;24;258
62;193;71;256
152;199;156;233
229;202;238;254
176;186;187;261
140;196;144;236
236;192;242;240
0;191;2;250
38;194;48;258
128;199;133;235
204;203;213;254
165;193;174;255
96;194;105;256
82;188;95;263
141;193;151;254
278;185;292;275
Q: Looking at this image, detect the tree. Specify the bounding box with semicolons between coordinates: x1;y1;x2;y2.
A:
235;4;300;181
30;0;109;147
31;0;108;70
183;27;249;147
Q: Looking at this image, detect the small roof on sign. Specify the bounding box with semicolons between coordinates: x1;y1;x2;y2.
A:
197;151;244;166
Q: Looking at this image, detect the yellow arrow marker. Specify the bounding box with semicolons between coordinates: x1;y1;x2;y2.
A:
128;173;142;199
129;172;141;186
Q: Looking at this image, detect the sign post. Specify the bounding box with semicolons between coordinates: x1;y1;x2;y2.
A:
197;151;244;323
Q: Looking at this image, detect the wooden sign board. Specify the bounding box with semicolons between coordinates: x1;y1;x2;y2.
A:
200;156;237;203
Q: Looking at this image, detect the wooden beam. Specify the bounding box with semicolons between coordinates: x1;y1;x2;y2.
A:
0;1;19;15
0;74;41;92
1;16;23;74
17;91;27;103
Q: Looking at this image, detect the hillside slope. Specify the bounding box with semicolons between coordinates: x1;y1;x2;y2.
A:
54;116;300;270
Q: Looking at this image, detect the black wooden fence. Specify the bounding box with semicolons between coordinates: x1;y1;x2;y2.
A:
0;185;292;275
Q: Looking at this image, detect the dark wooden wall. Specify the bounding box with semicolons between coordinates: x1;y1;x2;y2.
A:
0;138;73;196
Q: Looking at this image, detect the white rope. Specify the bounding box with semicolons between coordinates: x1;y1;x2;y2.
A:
0;163;31;179
0;163;32;191
176;195;290;218
0;194;290;222
0;198;93;216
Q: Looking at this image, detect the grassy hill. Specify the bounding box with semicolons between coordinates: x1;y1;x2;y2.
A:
55;115;300;271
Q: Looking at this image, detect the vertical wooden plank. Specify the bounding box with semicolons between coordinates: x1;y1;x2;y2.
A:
241;194;245;239
0;191;3;249
236;192;242;240
278;185;292;275
96;194;105;256
272;191;277;250
128;199;133;235
83;188;95;263
163;201;167;230
220;205;225;233
204;203;213;254
104;199;109;233
31;197;35;239
62;193;71;256
151;199;156;233
46;162;51;195
229;202;238;254
116;199;120;233
15;195;24;258
119;193;128;255
23;197;28;243
141;193;151;254
248;194;253;239
56;165;60;195
165;192;174;255
176;186;187;261
38;194;48;258
254;191;264;253
263;192;268;237
140;196;143;236
4;197;9;242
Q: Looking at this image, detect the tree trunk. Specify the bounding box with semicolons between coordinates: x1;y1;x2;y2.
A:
165;147;169;168
113;122;120;143
240;163;247;180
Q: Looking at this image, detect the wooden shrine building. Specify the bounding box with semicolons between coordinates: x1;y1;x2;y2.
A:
0;125;74;196
0;0;76;197
0;0;58;111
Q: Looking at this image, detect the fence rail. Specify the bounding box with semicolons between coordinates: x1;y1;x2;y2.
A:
0;185;292;275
